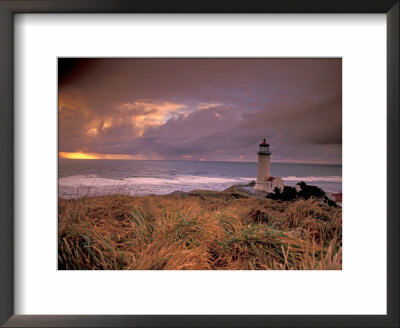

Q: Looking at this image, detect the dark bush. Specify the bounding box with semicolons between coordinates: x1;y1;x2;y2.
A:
281;186;298;201
267;182;327;203
297;181;325;200
267;186;297;201
324;196;337;207
267;187;282;200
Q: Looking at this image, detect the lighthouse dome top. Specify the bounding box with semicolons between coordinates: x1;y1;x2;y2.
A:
259;138;269;146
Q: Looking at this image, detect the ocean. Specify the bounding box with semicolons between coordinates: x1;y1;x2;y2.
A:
58;159;342;198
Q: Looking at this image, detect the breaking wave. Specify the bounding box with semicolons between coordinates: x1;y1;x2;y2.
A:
282;176;342;183
58;174;253;198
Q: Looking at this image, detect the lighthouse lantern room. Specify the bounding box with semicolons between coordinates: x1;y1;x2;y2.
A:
258;138;271;155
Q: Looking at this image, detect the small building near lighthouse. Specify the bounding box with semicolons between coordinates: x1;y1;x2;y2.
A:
254;139;284;193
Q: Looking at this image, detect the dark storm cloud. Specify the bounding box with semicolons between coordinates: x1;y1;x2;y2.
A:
58;58;342;164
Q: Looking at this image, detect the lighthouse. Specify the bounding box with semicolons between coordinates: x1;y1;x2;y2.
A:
255;138;271;191
254;138;284;192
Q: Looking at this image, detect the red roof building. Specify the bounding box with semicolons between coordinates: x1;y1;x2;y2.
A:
332;193;342;203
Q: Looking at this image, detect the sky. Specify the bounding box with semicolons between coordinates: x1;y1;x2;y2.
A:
58;58;342;164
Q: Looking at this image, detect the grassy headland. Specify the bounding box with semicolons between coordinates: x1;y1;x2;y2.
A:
58;186;342;270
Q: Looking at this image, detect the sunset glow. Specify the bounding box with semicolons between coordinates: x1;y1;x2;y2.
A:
59;152;146;160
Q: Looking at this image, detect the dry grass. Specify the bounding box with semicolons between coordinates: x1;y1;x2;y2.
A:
58;193;342;270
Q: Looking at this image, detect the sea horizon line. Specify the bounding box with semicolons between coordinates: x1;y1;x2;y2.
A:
58;157;342;166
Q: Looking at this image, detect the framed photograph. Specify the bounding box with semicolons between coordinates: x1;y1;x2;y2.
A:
1;0;398;327
57;57;343;271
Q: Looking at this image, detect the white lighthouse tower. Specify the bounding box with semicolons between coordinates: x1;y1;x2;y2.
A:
255;138;271;191
254;138;284;192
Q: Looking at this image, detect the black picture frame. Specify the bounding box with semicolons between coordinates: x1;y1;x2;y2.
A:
0;1;398;327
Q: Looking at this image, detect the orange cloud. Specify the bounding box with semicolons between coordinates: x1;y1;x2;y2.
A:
86;128;98;136
119;100;189;136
